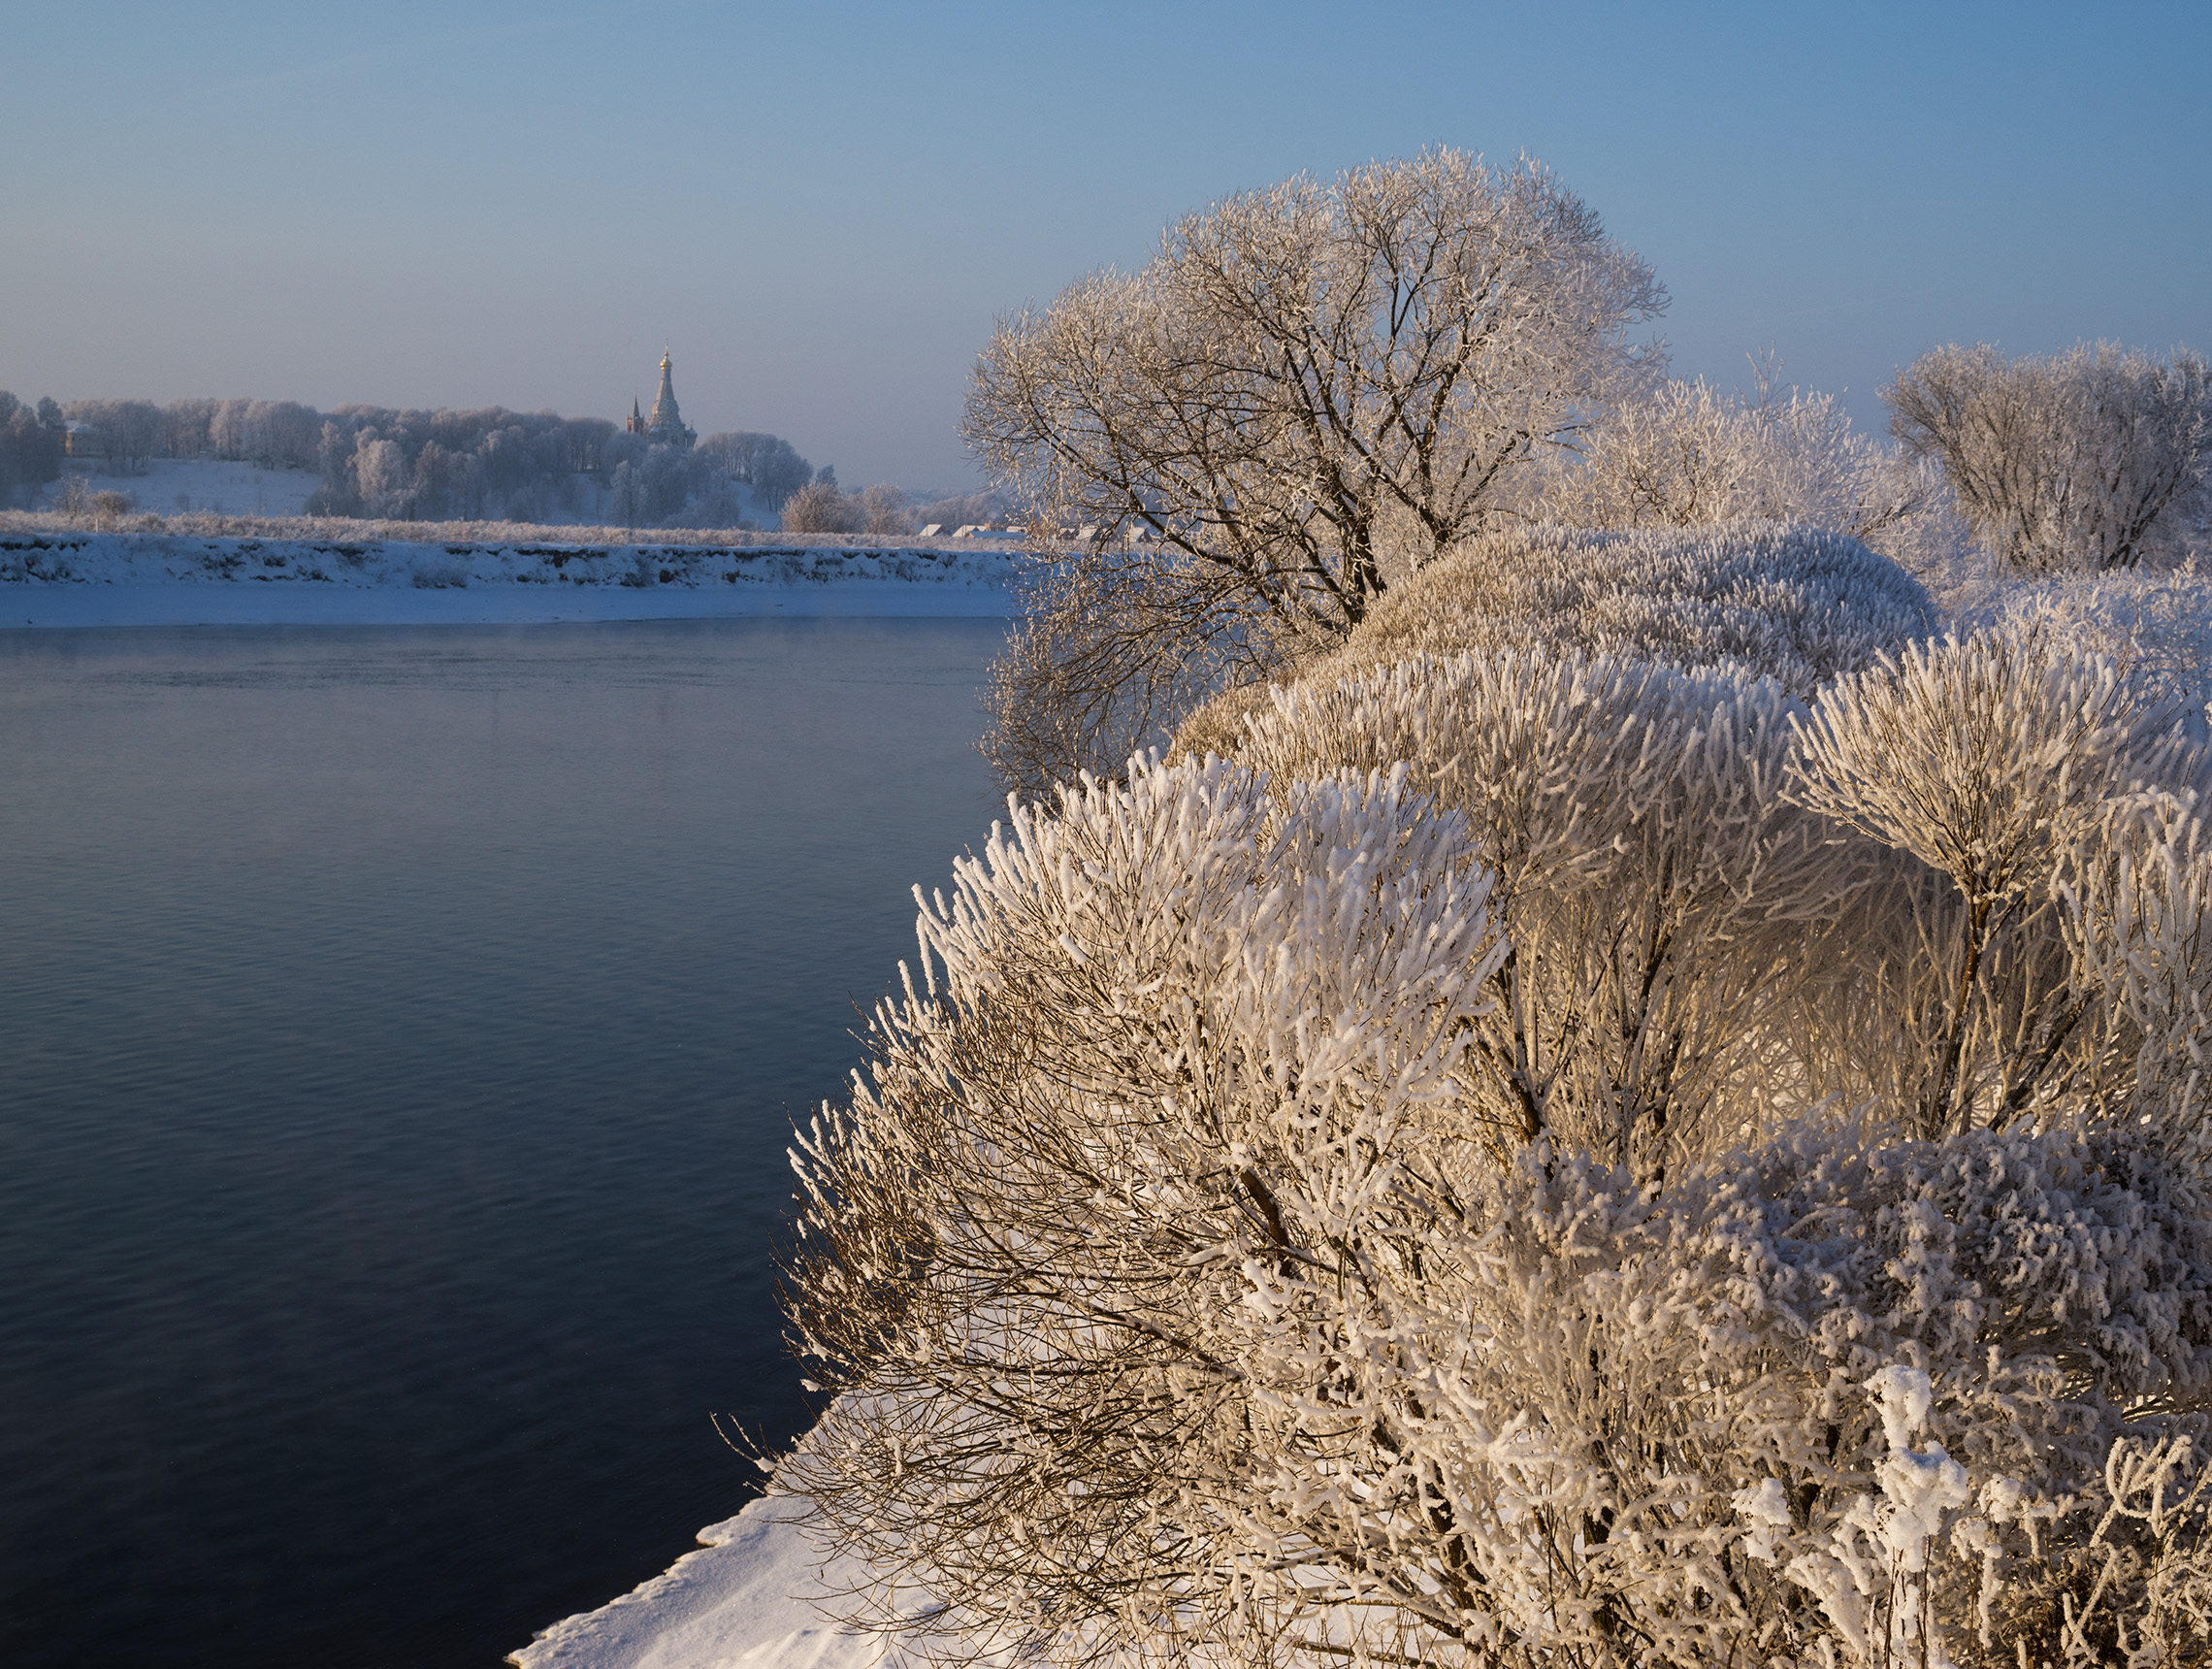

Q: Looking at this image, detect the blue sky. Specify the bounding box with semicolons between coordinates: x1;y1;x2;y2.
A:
6;0;2207;491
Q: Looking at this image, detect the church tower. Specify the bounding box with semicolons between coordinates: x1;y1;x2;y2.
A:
641;347;696;451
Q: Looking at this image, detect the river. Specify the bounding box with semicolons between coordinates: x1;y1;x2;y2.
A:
0;617;1005;1668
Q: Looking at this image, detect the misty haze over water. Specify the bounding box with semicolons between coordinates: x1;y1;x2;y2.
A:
0;617;1004;1668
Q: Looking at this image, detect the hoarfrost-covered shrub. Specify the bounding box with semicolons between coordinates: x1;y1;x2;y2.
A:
784;754;1507;1664
784;615;2212;1666
1396;1124;2212;1669
1223;647;1863;1177
1174;520;1934;765
1355;520;1935;687
1976;563;2212;714
781;753;2212;1667
1792;628;2208;1142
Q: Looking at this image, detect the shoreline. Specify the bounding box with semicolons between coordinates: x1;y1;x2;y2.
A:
506;1491;904;1669
0;577;1013;630
0;534;1019;629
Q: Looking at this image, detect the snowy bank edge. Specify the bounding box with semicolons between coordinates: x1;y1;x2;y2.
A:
0;534;1018;627
507;1493;899;1669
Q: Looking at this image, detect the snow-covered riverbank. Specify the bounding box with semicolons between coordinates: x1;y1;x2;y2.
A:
0;533;1016;626
509;1494;914;1669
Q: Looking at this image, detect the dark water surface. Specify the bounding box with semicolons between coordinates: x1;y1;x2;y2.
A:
0;618;1006;1668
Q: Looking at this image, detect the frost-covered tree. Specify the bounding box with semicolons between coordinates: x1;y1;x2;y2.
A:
1885;342;2210;573
1524;359;1926;547
781;477;863;534
352;435;409;516
62;398;162;475
859;482;915;537
698;430;813;508
966;148;1667;792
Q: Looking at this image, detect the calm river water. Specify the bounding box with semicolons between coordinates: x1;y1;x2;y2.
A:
0;617;1007;1667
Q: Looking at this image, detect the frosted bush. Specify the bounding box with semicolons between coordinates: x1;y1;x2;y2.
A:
1793;628;2207;1140
1220;647;1865;1176
786;820;2212;1661
1192;626;2211;1163
1347;521;1934;690
1174;521;1933;762
1980;564;2212;715
1882;524;2212;730
784;613;2212;1666
784;754;1507;1663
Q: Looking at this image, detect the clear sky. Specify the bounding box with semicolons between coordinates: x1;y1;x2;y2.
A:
5;0;2207;492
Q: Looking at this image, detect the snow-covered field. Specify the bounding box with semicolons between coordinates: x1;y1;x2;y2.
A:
53;457;325;516
0;533;1014;626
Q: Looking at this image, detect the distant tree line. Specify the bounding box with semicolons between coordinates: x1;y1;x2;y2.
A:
16;389;1008;536
13;394;838;530
58;397;326;475
309;407;822;527
695;431;814;508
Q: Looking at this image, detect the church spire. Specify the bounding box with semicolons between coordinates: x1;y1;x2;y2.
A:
643;345;695;450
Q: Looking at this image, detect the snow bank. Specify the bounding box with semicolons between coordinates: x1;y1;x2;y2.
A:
509;1495;906;1669
0;533;1015;626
